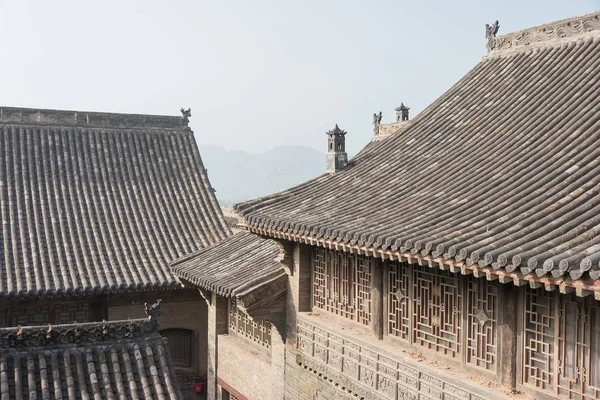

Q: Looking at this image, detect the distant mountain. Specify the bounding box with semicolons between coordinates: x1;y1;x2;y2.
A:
199;145;325;207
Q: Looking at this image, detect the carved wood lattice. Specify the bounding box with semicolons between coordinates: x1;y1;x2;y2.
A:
387;260;410;340
412;264;462;358
388;262;497;369
312;249;372;325
229;298;271;349
524;288;600;400
466;277;498;370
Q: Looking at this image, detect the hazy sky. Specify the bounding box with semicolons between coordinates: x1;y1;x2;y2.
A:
1;1;598;156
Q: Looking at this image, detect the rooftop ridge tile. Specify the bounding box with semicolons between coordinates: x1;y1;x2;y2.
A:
0;106;189;130
488;10;600;55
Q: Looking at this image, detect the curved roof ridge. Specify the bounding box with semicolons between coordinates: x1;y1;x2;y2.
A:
487;10;600;56
0;106;189;130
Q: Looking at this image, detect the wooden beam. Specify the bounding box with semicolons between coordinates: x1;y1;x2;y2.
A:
372;259;384;340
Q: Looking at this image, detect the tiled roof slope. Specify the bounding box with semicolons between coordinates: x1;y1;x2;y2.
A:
237;11;600;285
0;318;183;399
0;107;231;297
171;231;286;297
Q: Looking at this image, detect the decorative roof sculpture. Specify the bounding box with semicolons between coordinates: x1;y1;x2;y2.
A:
327;124;347;137
180;107;192;124
485;20;500;50
487;11;600;54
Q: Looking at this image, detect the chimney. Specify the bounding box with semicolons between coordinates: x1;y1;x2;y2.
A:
395;103;410;121
326;124;348;174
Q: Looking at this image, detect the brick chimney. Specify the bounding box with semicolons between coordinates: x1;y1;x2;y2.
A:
326;124;348;174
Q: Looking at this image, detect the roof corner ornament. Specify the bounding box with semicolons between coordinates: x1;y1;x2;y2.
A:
395;103;410;122
373;111;383;134
485;20;500;51
180;108;192;125
145;299;163;329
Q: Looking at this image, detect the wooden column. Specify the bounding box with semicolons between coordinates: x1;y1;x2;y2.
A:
372;258;384;339
499;283;519;389
284;242;312;400
207;292;228;400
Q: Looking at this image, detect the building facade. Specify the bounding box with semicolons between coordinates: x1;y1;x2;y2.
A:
0;106;233;399
191;10;600;400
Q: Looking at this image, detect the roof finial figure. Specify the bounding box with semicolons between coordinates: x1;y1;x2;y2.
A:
373;111;383;134
180;108;192;124
373;111;382;125
485;20;500;50
145;299;163;328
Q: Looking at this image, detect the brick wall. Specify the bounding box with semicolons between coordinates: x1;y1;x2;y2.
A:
298;368;357;400
0;298;94;327
217;335;277;400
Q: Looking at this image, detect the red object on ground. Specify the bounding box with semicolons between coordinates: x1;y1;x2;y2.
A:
193;382;205;394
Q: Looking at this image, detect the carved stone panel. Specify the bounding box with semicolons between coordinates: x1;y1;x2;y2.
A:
297;317;493;400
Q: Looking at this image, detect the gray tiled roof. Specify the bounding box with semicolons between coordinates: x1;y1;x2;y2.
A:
0;107;231;297
236;12;600;283
0;318;183;399
171;232;285;297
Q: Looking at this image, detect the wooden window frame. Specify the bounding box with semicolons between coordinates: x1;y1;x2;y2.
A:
310;248;373;326
227;298;272;349
160;328;194;370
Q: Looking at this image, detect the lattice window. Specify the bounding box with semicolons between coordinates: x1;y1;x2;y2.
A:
161;329;193;368
466;278;498;370
229;298;271;349
387;260;410;340
311;249;372;325
325;251;355;320
412;264;462;358
524;287;556;392
312;248;327;310
523;288;600;400
356;255;372;325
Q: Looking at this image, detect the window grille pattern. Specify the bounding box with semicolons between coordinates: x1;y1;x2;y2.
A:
524;288;600;400
466;278;498;370
387;260;410;340
524;287;556;392
229;298;271;348
387;262;497;368
412;264;462;358
11;302;92;326
161;329;193;368
355;256;372;325
311;248;372;325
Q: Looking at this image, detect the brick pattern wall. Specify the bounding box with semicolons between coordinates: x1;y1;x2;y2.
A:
55;302;90;324
1;300;92;327
217;336;274;400
13;304;51;325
